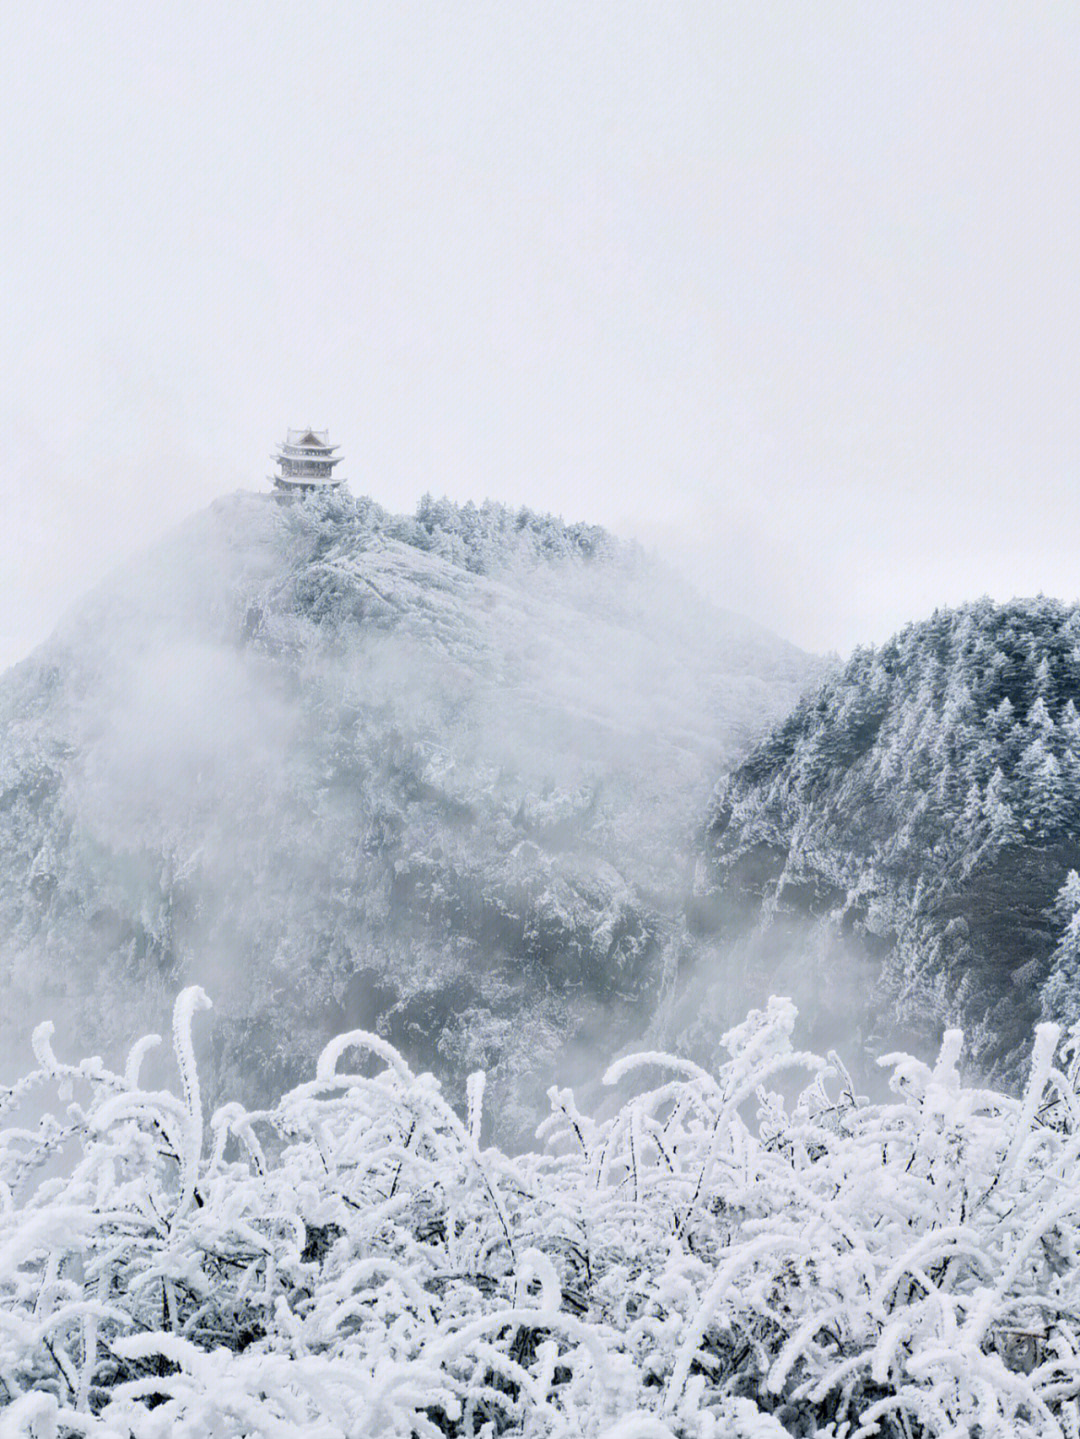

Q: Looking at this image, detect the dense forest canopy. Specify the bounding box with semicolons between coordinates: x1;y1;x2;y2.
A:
697;597;1080;1084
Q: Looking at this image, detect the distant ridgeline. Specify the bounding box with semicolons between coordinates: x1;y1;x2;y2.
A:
0;488;815;1143
691;596;1080;1085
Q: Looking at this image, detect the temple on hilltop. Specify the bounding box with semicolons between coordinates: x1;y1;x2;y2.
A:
269;429;346;496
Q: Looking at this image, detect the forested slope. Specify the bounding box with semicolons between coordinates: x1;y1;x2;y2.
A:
690;598;1080;1083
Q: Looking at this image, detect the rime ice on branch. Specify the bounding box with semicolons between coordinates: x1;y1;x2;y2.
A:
7;987;1080;1435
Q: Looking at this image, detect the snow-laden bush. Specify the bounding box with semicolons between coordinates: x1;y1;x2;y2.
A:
4;990;1080;1436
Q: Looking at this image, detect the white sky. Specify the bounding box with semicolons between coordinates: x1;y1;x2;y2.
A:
2;2;1079;668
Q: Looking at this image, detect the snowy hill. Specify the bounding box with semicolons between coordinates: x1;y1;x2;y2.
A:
684;597;1080;1087
0;490;817;1141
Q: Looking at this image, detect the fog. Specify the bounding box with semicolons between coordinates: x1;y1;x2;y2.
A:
4;4;1080;674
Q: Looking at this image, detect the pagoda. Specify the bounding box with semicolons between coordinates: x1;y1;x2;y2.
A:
269;429;346;495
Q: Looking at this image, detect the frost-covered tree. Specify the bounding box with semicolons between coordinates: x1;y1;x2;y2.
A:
1018;740;1066;838
1042;870;1080;1031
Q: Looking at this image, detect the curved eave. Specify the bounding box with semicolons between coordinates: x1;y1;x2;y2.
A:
272;453;344;466
270;475;346;488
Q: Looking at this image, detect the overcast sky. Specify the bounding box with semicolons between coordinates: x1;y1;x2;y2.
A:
2;2;1079;668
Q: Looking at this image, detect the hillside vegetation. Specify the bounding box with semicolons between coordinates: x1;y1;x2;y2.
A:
693;598;1080;1083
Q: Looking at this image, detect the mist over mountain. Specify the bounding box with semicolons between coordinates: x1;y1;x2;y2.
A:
0;490;817;1141
686;596;1080;1086
18;515;1080;1432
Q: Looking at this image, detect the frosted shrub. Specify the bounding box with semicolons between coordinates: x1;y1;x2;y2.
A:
4;991;1080;1435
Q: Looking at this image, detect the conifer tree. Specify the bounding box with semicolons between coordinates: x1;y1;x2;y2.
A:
1042;869;1080;1029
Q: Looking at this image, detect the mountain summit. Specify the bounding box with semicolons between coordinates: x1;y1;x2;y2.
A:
0;490;816;1140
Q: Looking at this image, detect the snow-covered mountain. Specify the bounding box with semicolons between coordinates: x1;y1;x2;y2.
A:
684;598;1080;1087
0;490;817;1141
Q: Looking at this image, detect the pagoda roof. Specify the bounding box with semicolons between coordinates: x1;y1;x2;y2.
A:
285;428;333;449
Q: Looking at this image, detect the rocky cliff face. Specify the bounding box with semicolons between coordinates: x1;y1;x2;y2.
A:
0;490;817;1141
684;598;1080;1086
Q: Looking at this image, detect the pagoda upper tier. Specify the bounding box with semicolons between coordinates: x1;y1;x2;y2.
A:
270;429;346;494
